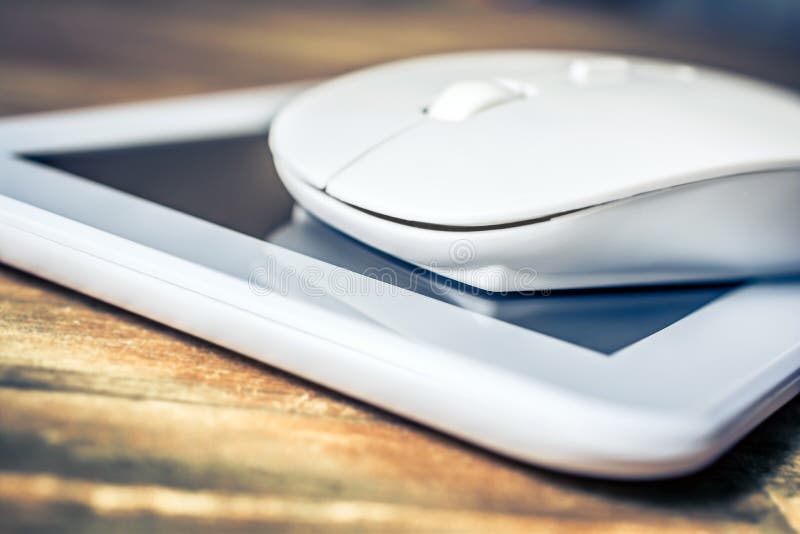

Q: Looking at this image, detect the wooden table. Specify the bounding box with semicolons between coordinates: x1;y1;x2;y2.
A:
2;2;799;531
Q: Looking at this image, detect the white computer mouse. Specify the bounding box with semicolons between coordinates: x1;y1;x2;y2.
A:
269;50;800;291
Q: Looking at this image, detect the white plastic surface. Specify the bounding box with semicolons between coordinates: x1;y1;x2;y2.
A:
279;158;800;291
271;50;800;226
2;86;800;480
270;50;800;290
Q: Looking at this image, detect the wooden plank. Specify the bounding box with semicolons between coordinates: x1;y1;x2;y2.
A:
2;266;797;531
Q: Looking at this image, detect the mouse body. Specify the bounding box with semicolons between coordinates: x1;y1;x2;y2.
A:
269;51;800;291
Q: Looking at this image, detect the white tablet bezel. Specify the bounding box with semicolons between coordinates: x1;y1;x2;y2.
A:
1;85;799;479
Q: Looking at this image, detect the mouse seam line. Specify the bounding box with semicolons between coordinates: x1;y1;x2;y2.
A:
341;201;588;231
321;119;426;193
326;165;800;232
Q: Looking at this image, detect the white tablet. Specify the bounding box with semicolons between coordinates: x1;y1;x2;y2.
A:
1;85;798;479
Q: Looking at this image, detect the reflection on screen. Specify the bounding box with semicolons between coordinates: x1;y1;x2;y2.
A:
27;134;739;354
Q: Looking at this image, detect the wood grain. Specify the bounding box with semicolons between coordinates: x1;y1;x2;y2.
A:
1;2;800;531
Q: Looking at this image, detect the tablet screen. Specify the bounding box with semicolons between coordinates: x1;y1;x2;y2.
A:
26;135;740;354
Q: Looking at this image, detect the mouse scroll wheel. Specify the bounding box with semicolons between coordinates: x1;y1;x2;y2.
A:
426;80;523;121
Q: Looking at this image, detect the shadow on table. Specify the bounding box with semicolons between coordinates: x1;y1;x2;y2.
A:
524;396;800;512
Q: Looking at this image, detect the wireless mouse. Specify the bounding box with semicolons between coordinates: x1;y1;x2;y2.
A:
269;50;800;291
